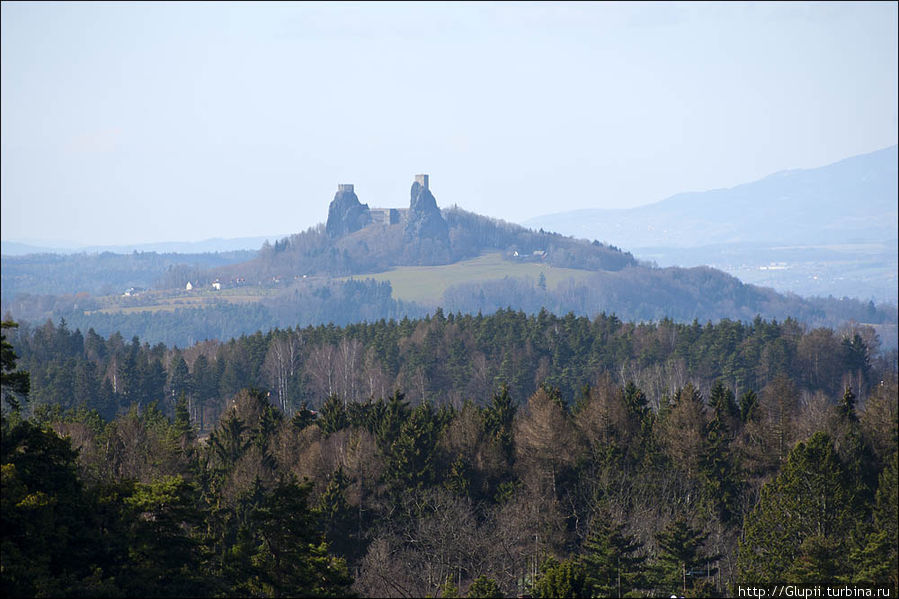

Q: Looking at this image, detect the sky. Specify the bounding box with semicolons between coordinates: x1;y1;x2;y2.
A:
2;1;897;247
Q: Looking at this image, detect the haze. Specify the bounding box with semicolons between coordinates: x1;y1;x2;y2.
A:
2;1;897;247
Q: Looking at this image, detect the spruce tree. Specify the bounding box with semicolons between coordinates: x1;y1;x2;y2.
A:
385;402;440;491
534;559;590;599
738;432;861;584
482;383;517;461
252;477;354;597
466;575;503;598
316;394;349;435
845;450;898;592
838;385;858;423
317;466;356;559
579;509;645;597
738;390;758;423
702;393;740;523
651;516;720;596
1;320;30;413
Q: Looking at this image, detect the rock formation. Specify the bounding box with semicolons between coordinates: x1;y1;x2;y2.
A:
403;176;449;244
326;184;371;239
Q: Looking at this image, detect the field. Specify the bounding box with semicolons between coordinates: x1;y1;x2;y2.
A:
86;286;281;315
82;252;595;314
342;252;595;304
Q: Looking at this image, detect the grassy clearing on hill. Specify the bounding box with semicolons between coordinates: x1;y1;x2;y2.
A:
87;286;281;315
342;251;595;304
81;253;595;314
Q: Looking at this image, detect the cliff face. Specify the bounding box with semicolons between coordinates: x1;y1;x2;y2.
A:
403;181;449;244
326;187;371;239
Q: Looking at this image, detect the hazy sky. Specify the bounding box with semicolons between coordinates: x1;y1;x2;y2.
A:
2;1;897;246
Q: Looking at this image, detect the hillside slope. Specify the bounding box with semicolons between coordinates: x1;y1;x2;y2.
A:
206;179;638;286
525;145;898;248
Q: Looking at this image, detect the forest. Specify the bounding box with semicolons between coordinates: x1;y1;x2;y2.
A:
4;269;895;351
2;311;897;597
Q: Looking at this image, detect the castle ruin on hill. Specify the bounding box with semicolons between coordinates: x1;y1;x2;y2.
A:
326;174;439;237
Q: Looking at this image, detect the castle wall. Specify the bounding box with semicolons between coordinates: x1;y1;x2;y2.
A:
370;208;406;225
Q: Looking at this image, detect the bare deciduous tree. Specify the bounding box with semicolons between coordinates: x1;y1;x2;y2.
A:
336;337;363;404
263;331;303;414
307;343;337;404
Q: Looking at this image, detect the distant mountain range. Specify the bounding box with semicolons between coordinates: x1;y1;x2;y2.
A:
525;145;897;248
0;235;288;256
524;146;898;304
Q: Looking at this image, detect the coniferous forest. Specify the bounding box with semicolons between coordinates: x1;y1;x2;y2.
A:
1;312;897;597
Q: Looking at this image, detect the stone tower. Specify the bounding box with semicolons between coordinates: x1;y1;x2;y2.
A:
414;174;429;191
326;183;370;238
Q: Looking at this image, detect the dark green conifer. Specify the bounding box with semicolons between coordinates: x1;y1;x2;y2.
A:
651;516;720;596
579;508;645;597
738;432;860;584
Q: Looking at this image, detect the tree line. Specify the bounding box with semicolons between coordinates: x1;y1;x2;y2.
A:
7;309;891;424
1;313;897;597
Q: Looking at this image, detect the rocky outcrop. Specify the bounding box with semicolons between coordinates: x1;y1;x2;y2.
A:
403;180;449;244
326;185;371;239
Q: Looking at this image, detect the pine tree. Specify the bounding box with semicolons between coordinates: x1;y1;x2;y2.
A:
738;390;758;423
466;575;503;598
252;477;354;597
171;393;196;455
121;475;208;597
579;509;645;597
838;385;858;423
709;381;738;424
208;413;250;473
623;381;649;422
1;320;30;413
385;402;440;491
317;466;356;559
651;516;720;596
375;389;410;452
738;432;860;584
534;558;590;599
444;454;471;497
438;576;460;598
701;392;740;523
845;450;898;592
316;394;348;435
291;401;317;430
1;420;103;596
482;383;516;461
167;354;191;403
785;535;846;585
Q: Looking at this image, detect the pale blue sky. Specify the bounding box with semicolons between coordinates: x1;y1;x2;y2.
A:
2;1;897;246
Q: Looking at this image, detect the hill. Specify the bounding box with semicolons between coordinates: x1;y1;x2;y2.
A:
2;173;896;349
524;146;899;303
208;177;637;286
526;145;897;248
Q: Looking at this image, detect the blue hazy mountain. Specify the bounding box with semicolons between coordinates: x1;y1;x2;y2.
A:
525;145;897;249
524;146;898;304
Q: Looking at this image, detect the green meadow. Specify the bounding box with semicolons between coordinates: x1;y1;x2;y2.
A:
342;252;595;304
